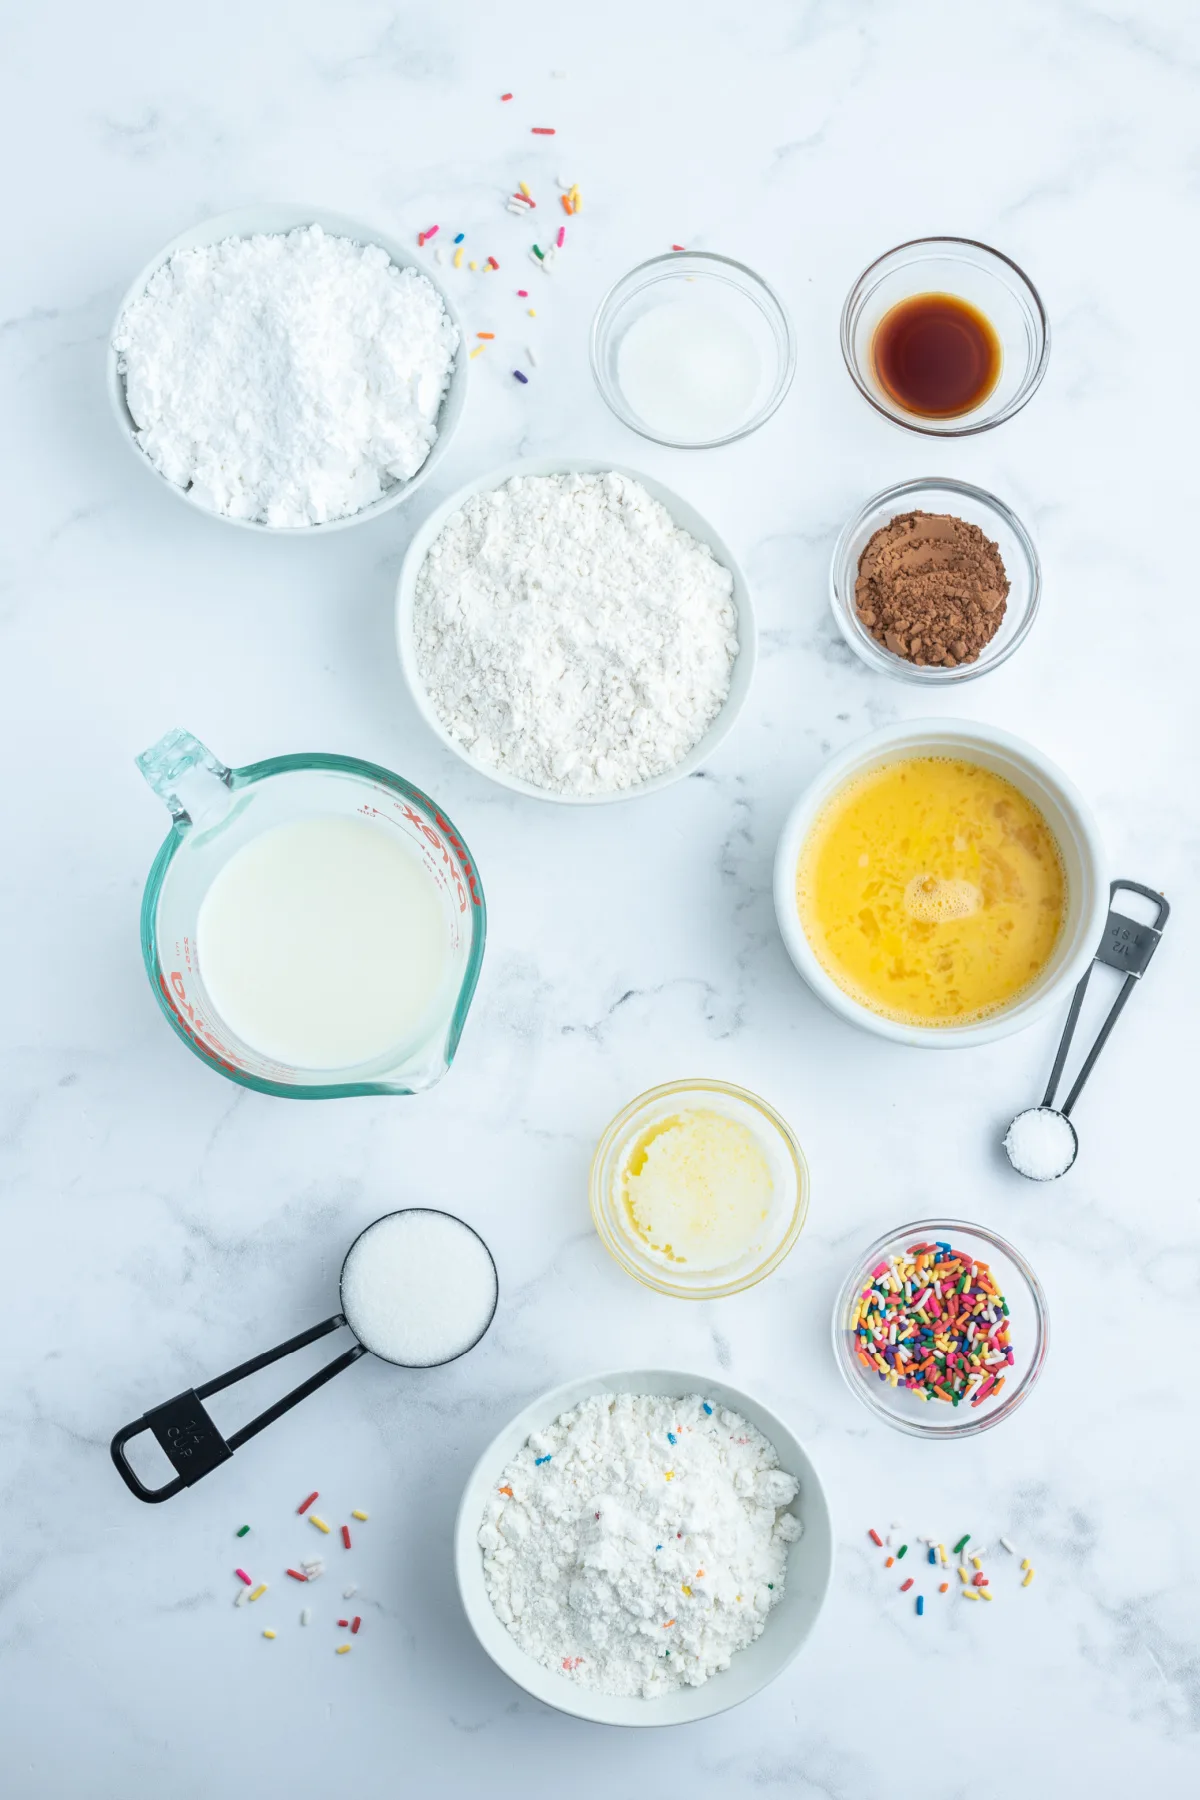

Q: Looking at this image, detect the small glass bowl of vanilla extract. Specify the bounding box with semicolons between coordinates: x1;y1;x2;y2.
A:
840;237;1049;436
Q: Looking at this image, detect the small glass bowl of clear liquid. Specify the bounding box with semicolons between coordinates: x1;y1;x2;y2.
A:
138;730;486;1098
590;252;795;448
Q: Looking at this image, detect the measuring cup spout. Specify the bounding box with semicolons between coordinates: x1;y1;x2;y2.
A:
137;728;234;832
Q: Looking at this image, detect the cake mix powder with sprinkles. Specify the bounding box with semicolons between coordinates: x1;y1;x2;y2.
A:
478;1392;801;1697
852;1240;1013;1405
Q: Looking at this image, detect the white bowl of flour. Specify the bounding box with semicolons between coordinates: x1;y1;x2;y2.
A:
396;459;757;802
108;204;467;532
454;1369;832;1726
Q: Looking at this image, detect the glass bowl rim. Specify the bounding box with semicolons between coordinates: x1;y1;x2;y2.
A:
839;235;1051;438
831;1215;1050;1438
589;1076;810;1298
829;474;1042;683
589;250;798;448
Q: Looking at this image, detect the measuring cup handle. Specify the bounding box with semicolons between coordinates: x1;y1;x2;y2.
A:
109;1314;367;1503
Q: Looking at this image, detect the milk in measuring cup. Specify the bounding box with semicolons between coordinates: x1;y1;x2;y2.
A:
197;815;449;1069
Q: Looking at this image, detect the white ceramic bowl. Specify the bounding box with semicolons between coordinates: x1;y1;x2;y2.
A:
395;458;757;804
773;718;1108;1048
107;204;468;534
454;1368;833;1727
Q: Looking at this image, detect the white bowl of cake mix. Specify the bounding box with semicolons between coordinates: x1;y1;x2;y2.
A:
454;1369;832;1726
108;204;467;532
396;459;757;803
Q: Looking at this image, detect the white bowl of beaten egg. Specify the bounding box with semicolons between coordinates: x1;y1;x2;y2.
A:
773;719;1108;1048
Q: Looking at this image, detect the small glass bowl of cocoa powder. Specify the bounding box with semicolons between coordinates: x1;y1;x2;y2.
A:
829;477;1040;683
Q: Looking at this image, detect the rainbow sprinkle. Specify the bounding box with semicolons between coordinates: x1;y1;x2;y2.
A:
851;1242;1013;1406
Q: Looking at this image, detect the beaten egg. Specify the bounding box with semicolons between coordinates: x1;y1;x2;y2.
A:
796;756;1065;1026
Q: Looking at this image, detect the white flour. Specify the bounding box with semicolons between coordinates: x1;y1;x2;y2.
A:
114;225;458;527
413;472;738;794
478;1392;801;1697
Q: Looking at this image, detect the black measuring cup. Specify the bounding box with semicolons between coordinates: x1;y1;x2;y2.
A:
110;1208;498;1502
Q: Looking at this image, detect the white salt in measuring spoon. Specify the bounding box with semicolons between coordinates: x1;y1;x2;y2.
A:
111;1209;498;1502
1004;881;1168;1182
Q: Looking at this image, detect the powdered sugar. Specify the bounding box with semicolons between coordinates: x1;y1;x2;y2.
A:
478;1392;801;1697
114;224;458;527
412;472;738;794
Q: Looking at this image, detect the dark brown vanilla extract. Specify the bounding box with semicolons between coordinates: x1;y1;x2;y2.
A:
871;292;1001;418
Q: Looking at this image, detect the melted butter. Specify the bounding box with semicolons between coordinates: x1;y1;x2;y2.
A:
796;756;1065;1026
618;1108;774;1270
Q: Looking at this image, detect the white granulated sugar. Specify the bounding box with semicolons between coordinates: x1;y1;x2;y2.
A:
341;1211;496;1366
114;225;458;527
479;1392;801;1697
413;472;739;794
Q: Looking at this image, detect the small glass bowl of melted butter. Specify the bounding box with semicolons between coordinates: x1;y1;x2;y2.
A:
590;1079;810;1299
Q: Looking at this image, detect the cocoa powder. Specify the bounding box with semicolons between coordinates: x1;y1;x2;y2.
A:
854;510;1009;669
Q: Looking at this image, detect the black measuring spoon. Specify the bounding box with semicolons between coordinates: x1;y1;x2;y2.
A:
1004;880;1169;1181
110;1208;498;1502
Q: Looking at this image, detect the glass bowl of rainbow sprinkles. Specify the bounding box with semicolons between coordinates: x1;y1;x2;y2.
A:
832;1219;1048;1439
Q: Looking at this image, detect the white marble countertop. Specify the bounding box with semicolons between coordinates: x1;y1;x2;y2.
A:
3;2;1199;1794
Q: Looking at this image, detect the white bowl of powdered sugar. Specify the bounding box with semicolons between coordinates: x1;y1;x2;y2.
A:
108;204;466;531
396;460;757;801
454;1369;832;1726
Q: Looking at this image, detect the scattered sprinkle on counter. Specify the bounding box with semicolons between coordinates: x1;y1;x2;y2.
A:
248;1584;267;1602
962;1587;979;1601
896;1544;907;1560
262;1628;277;1640
915;1595;924;1616
899;1577;913;1593
343;1586;358;1599
233;1587;247;1607
300;1608;311;1626
513;369;529;384
469;346;485;360
1000;1536;1016;1554
501;92;512;101
310;1515;331;1534
1023;1567;1036;1586
336;1643;351;1655
297;1491;319;1515
868;1528;883;1547
286;1568;308;1582
953;1534;970;1555
477;331;495;340
235;1525;250;1538
534;1453;551;1464
341;1525;352;1549
352;1511;369;1522
852;1242;1013;1406
235;1568;252;1586
351;1616;362;1634
532;126;556;134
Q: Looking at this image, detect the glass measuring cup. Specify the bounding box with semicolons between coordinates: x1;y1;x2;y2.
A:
110;1208;499;1502
138;730;486;1098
